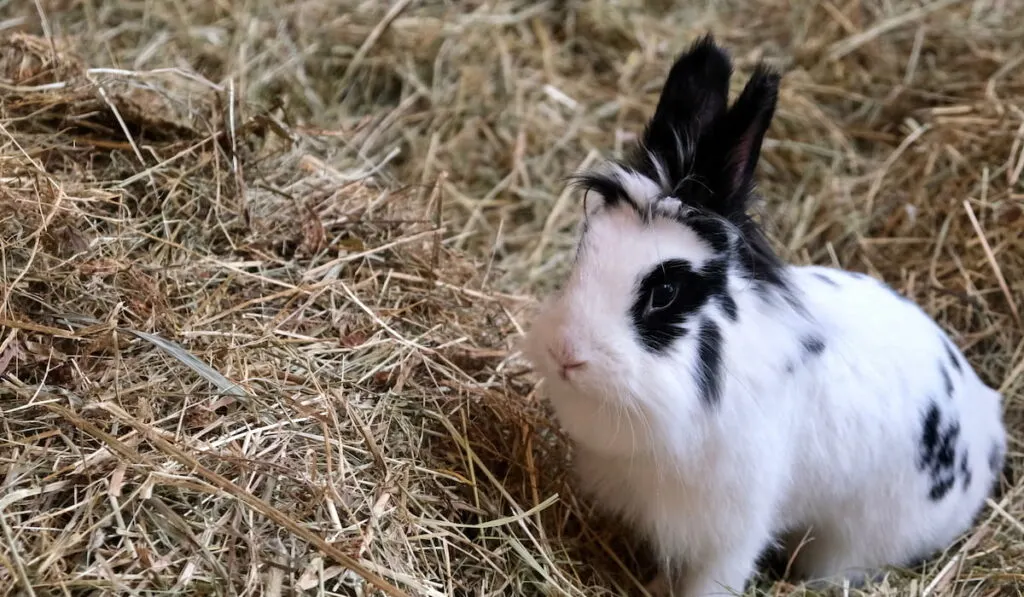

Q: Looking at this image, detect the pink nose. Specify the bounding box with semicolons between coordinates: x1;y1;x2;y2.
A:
549;345;588;380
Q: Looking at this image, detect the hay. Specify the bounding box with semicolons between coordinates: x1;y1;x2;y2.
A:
1;1;1021;595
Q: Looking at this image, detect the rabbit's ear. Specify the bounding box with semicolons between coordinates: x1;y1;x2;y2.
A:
712;64;780;212
641;34;732;186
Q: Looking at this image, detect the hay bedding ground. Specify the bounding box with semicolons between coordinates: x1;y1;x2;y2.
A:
1;1;1022;595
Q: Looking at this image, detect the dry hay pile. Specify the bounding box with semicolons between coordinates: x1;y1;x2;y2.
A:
1;1;1022;596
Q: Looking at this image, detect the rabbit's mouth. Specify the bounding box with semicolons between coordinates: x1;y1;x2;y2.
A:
544;362;630;405
543;378;662;457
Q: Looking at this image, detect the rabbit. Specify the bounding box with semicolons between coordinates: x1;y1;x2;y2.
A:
518;34;1007;597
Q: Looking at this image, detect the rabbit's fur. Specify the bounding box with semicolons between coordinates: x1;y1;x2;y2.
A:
519;35;1007;596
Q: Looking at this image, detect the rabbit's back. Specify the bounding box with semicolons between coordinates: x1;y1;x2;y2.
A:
776;265;1005;571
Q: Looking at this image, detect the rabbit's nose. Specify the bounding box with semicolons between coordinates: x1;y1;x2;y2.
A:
548;343;588;381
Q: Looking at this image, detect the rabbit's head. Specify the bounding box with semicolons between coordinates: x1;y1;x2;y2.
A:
520;35;790;455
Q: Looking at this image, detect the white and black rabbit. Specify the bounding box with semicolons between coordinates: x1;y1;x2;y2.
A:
519;35;1007;597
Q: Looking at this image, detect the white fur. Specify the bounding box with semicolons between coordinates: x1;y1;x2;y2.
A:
520;175;1006;596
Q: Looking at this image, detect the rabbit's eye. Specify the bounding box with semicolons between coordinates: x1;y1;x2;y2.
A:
648;281;680;312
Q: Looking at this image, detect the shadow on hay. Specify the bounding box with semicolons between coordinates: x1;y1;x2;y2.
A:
417;373;662;596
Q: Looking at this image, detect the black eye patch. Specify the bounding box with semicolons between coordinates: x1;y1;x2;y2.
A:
630;258;733;352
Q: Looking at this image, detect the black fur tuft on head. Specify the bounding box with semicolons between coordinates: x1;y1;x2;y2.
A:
572;34;788;289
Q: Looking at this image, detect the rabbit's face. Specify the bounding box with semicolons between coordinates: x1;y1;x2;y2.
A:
525;168;729;380
520;166;740;453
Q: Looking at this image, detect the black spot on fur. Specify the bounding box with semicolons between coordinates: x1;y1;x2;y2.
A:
749;280;808;324
732;230;790;294
686;216;732;254
800;335;826;360
959;451;972;491
779;334;823;376
703;258;739;322
987;441;1013;500
812;272;839;287
836;271;867;283
988;441;1004;475
630;258;737;352
939;363;953;399
695;318;724;408
917;401;961;502
929;467;957;502
919;403;941;465
942;337;963;374
752;280;772;303
720;293;738;322
782;288;808;316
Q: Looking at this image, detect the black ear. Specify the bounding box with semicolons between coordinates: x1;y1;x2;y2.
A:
640;34;733;186
702;64;780;215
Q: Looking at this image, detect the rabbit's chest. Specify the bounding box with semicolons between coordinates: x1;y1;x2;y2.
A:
574;443;767;522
